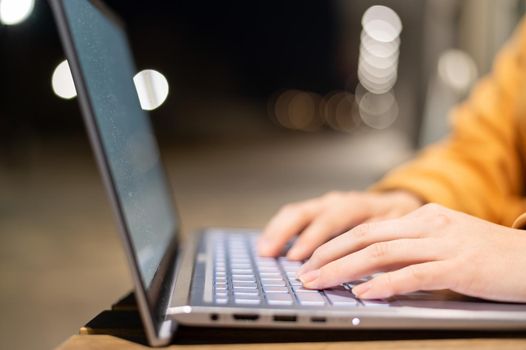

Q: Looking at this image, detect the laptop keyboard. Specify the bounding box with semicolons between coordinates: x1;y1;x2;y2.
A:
211;232;382;307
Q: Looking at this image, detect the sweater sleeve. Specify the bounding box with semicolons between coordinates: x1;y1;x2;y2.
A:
371;18;526;227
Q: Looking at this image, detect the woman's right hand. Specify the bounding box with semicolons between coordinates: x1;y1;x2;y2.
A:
257;190;424;261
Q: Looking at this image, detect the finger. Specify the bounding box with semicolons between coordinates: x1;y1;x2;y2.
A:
298;217;427;275
258;200;320;256
288;193;374;260
300;238;441;289
352;261;453;299
362;209;411;223
287;211;363;261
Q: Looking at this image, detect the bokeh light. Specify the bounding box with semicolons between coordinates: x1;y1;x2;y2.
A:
0;0;34;25
357;90;399;130
51;60;77;100
133;69;169;111
438;49;478;93
353;5;402;130
362;5;402;43
320;91;359;132
360;31;400;59
358;5;402;95
272;90;323;131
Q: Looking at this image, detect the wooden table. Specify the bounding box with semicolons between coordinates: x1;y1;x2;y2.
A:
57;336;526;350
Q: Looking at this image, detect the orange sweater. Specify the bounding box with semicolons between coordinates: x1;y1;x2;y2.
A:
372;18;526;228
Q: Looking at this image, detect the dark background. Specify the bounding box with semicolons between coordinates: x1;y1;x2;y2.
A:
0;0;426;147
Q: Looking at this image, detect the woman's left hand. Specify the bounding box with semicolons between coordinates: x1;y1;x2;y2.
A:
297;203;526;303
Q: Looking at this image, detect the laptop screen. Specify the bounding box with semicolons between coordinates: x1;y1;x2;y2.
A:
59;0;178;292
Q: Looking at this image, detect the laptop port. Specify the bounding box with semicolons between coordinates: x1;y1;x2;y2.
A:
210;313;219;321
310;317;327;323
233;314;260;321
273;315;297;322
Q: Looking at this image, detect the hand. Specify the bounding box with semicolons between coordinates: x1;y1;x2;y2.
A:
258;190;423;260
297;204;526;303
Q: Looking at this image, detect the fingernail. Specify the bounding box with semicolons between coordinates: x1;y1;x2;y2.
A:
299;269;320;285
352;283;372;298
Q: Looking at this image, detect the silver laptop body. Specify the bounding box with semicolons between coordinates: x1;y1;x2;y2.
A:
49;0;526;347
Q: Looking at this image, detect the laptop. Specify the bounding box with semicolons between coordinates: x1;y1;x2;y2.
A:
49;0;526;347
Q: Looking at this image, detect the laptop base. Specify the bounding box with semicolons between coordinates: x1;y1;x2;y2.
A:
82;292;526;346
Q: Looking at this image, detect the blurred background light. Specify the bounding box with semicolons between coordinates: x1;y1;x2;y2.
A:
287;91;322;131
133;69;169;111
360;47;399;73
358;90;399;130
360;31;400;59
362;5;402;43
420;48;479;146
333;92;359;132
321;91;345;131
271;89;295;129
51;60;77;100
438;49;478;93
0;0;34;25
357;5;402;94
355;5;402;127
271;90;323;131
319;91;360;133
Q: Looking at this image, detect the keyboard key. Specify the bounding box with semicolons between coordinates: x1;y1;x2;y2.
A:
292;286;319;294
232;273;253;278
257;265;280;272
235;299;261;305
262;286;289;293
261;279;286;287
266;293;294;305
232;268;253;274
257;262;278;268
215;291;228;297
231;263;252;269
280;261;302;268
216;298;228;304
215;282;227;289
282;266;301;273
260;272;281;277
232;277;256;283
325;289;358;306
229;247;248;251
233;281;257;288
235;295;261;305
230;259;251;265
234;290;259;296
233;284;258;291
296;293;326;306
261;276;283;281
